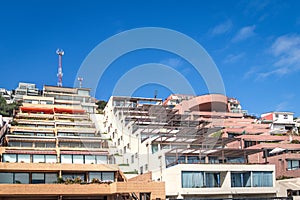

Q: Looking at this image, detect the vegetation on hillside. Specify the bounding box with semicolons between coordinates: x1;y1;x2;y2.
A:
96;100;107;114
0;95;21;117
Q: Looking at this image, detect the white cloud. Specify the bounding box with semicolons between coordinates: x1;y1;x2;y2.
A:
223;53;245;64
211;20;233;36
232;25;256;42
160;58;183;68
275;101;290;112
257;34;300;78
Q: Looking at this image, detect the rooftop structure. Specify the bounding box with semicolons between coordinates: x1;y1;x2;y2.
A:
14;82;40;102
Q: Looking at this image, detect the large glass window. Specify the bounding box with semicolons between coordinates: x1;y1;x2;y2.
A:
2;154;17;163
45;173;57;183
205;172;220;187
95;155;107;164
227;157;245;163
102;172;114;181
18;154;30;163
231;172;251;187
151;144;159;154
32;173;57;184
60;155;72;164
32;173;45;184
287;160;300;170
14;173;29;184
85;155;96;164
89;172;102;182
252;172;273;187
33;155;45;163
45;155;57;163
182;171;204;188
62;173;85;181
0;173;13;183
73;155;84;164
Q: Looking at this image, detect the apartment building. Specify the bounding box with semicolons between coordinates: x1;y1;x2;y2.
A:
100;94;278;199
0;86;165;199
14;82;40;102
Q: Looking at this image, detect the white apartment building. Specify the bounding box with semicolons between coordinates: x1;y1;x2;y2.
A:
96;95;279;199
261;112;298;135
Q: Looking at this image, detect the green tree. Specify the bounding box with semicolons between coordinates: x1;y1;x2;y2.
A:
0;95;21;117
96;100;107;110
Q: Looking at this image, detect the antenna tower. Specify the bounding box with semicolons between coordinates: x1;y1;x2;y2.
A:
78;77;83;88
56;49;64;87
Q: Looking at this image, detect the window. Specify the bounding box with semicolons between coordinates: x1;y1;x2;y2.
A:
231;172;251;187
85;155;96;164
14;173;29;184
0;173;13;183
165;156;176;167
102;172;114;181
62;173;85;181
151;144;159;154
252;172;273;187
227;157;245;163
145;164;148;171
45;155;57;163
2;154;17;163
287;160;300;170
18;154;30;163
32;173;45;184
182;171;221;188
131;155;134;163
73;155;84;164
32;173;57;184
33;155;45;163
205;172;220;187
284;114;288;119
95;155;107;164
182;171;204;188
88;172;115;182
60;155;72;164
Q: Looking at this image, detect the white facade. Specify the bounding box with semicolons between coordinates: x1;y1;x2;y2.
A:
94;96;283;198
154;164;277;199
261;112;298;134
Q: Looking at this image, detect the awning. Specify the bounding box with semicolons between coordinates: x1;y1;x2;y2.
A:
269;147;285;154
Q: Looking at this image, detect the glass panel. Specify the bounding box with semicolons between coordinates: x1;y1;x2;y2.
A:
165;156;176;167
45;173;57;183
21;142;32;147
33;155;45;163
206;172;220;187
187;156;200;164
62;173;85;181
18;154;30;163
89;172;102;182
252;172;273;187
231;172;251;187
0;173;13;183
73;155;84;164
182;171;204;188
61;155;72;164
96;155;107;164
45;155;57;163
151;144;159;154
2;154;17;163
14;173;29;184
32;173;45;184
102;172;114;182
85;155;96;164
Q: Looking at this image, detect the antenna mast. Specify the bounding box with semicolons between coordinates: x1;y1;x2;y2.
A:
78;77;83;88
56;49;64;87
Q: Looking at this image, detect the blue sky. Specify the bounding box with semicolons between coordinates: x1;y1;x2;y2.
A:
0;0;300;117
